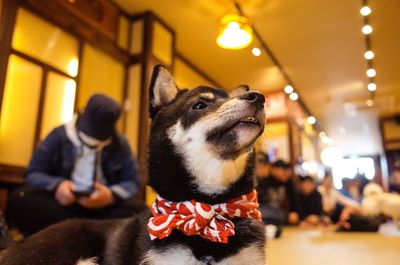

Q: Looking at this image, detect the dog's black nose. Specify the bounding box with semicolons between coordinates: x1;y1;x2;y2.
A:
240;92;265;104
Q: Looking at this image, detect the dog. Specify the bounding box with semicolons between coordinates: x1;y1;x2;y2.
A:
362;183;400;228
0;65;266;265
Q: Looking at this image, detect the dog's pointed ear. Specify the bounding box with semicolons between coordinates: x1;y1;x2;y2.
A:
230;84;250;98
149;65;179;118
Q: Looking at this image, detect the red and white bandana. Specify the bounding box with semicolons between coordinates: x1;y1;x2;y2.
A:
147;189;262;244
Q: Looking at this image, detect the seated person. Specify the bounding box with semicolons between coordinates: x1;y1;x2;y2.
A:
7;94;146;236
257;158;300;229
340;177;362;203
317;175;360;222
298;176;322;227
389;169;400;193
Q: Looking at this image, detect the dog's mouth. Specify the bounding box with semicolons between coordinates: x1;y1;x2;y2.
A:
237;116;261;126
207;109;265;148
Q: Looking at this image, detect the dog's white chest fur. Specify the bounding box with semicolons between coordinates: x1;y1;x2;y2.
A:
141;245;265;265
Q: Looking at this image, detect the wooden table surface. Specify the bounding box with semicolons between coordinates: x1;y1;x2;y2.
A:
267;227;400;265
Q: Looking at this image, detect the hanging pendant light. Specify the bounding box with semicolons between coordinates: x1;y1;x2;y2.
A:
216;14;253;50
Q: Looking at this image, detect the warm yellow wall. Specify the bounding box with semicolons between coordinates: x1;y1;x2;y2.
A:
118;16;129;50
40;73;76;139
78;44;124;109
130;20;143;55
125;64;141;156
152;21;173;65
174;58;215;89
12;8;79;76
0;55;43;166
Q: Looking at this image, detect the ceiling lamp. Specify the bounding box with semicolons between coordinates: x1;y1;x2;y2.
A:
216;14;253;50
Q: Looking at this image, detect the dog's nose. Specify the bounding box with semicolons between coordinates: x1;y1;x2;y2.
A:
240;92;265;105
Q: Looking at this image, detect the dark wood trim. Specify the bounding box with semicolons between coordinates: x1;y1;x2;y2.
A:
0;0;19;113
11;49;77;80
136;13;154;198
175;52;223;88
33;68;48;148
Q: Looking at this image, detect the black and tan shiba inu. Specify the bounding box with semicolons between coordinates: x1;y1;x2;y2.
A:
0;65;266;265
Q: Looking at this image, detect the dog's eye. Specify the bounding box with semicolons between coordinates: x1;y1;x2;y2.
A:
192;101;207;110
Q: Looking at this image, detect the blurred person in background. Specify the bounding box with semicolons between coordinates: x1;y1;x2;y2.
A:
318;175;360;223
298;176;323;227
389;169;400;193
257;159;300;228
340;177;362;203
7;94;146;236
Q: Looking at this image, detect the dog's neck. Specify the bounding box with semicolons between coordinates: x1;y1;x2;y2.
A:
168;121;250;195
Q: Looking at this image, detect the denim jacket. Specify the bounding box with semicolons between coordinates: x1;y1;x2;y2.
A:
25;125;140;200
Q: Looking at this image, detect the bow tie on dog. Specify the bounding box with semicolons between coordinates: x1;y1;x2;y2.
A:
147;189;262;243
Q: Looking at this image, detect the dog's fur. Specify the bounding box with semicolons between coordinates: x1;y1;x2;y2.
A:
0;65;266;265
362;183;400;227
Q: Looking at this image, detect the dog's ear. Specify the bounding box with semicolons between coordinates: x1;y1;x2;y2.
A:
149;65;179;118
230;84;250;98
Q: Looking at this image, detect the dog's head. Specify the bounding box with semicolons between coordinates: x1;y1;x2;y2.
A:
148;65;265;203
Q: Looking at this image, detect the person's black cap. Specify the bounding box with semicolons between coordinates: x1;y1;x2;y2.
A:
271;159;291;169
256;152;270;164
78;94;121;140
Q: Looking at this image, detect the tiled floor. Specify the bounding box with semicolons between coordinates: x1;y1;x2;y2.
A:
267;227;400;265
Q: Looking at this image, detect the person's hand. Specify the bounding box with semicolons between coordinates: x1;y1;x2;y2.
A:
288;212;299;224
55;180;76;206
305;215;320;225
77;182;115;209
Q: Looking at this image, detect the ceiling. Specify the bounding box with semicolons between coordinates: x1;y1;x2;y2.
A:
115;0;400;156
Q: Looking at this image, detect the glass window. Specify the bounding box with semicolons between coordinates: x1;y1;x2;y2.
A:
12;8;79;76
152;21;173;65
0;55;43;166
78;44;124;109
40;72;76;139
125;64;142;155
332;157;376;189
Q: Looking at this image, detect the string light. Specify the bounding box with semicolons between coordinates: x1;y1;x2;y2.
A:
360;6;372;16
284;85;294;94
360;2;377;97
307;116;316;125
362;25;373;35
289;92;298;101
367;83;377;91
366;99;374;107
364;50;374;60
252;47;261;56
366;68;376;77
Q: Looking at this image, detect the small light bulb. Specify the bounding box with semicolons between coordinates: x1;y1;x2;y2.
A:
362;25;373;35
367;83;377;91
307;116;316;125
364;50;374;60
252;47;261;57
289;92;298;101
366;68;376;77
284;85;294;94
319;131;326;138
360;6;372;16
366;99;374;107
